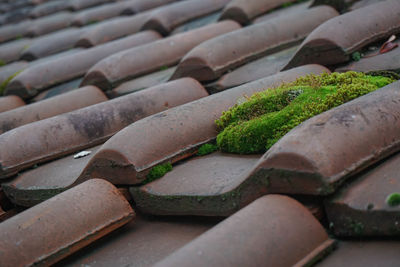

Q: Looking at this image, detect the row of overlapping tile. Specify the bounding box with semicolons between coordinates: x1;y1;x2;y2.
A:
1;0;400;265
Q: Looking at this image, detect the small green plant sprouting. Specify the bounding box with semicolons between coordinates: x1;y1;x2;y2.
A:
215;72;395;154
351;51;362;61
0;70;22;95
143;162;173;184
386;193;400;206
160;66;169;71
197;143;218;156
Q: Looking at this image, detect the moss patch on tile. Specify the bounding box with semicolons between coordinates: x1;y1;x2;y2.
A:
197;143;218;156
0;59;6;67
386;193;400;207
216;72;395;154
143;162;173;184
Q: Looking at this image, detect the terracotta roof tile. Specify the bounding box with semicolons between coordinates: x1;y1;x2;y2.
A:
2;145;102;207
0;38;32;64
82;20;241;90
252;1;311;24
81;65;328;185
171;6;337;82
111;66;177;97
325;151;400;236
153;195;334;266
247;80;400;195
0;95;25;113
60;214;220;266
0;78;207;178
29;0;70;18
121;0;178;15
0;179;134;266
6;30;161;98
284;0;400;69
316;241;400;266
220;0;302;25
142;0;230;36
75;12;153;47
0;61;29;84
26;11;74;37
0;85;107;134
206;45;298;93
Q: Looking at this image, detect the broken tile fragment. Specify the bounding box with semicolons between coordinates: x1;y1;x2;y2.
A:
171;6;337;82
142;0;230;36
6;31;161;98
247;80;400;195
206;46;298;93
81;65;328;184
31;78;83;101
153;195;335;267
0;86;108;134
82;21;241;91
0;78;207;178
59;214;219;267
0;95;25;113
170;12;220;35
284;0;400;69
110;66;176;97
325;152;400;236
220;0;299;25
0;179;134;267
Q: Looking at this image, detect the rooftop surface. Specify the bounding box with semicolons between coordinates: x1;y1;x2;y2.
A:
0;0;400;266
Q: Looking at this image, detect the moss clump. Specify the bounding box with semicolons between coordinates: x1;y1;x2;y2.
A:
143;162;173;184
0;59;5;67
351;51;362;61
197;143;218;156
216;72;395;154
386;193;400;207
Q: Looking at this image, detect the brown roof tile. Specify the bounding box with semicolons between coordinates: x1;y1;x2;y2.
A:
26;11;74;37
220;0;300;25
6;31;161;98
2;145;102;207
325;152;400;236
121;0;178;15
20;27;84;60
0;78;207;178
0;20;32;43
206;45;298;93
171;6;337;82
153;195;334;267
132;152;261;216
0;179;134;267
0;95;25;113
60;214;220;266
0;38;32;63
284;0;400;69
82;20;241;90
247;80;400;195
110;66;177;97
141;0;230;36
75;12;152;47
81;65;328;184
316;241;400;266
0;85;107;134
252;1;311;24
29;0;70;18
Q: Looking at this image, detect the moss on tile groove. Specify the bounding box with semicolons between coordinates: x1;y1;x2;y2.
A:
216;72;395;154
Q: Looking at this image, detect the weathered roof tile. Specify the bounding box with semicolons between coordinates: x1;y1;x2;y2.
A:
0;95;25;113
0;178;134;267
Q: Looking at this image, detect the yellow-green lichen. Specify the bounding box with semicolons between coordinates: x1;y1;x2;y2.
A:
216;72;395;154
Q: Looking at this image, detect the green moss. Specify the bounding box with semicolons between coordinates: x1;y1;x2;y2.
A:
143;162;173;184
197;143;218;156
160;66;168;71
386;193;400;206
0;59;5;67
0;70;22;95
351;51;362;61
216;72;395;154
